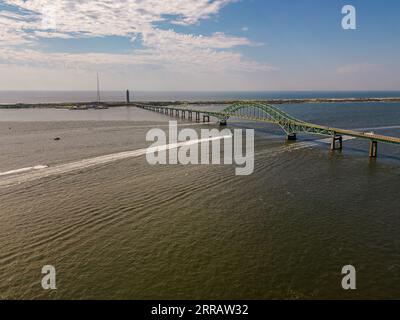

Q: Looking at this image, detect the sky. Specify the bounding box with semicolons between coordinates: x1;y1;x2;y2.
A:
0;0;399;91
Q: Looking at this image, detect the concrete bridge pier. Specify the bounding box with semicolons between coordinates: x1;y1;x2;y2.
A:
331;135;343;150
182;111;186;118
370;141;378;158
203;115;210;123
287;133;297;141
188;111;193;120
195;112;200;123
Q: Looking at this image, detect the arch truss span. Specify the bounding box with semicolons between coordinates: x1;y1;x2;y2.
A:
220;102;308;135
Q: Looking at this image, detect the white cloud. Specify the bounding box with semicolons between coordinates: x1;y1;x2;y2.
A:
0;11;35;45
0;0;272;89
2;0;237;38
142;30;252;50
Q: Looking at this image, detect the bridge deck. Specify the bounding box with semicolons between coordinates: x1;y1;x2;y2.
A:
138;105;400;146
326;127;400;145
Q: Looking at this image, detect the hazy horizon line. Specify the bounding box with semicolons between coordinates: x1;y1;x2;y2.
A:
2;90;400;93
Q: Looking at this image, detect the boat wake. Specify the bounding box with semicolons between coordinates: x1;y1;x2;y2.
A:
0;165;48;177
0;134;357;188
0;135;232;188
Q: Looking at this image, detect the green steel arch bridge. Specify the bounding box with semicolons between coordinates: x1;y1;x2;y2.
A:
137;102;400;158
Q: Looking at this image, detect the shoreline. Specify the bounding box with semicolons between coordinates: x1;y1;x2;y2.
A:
1;97;400;109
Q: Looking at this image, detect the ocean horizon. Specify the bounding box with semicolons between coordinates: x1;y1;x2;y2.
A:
2;90;400;104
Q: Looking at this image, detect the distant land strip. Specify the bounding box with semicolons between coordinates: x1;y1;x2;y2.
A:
2;97;400;109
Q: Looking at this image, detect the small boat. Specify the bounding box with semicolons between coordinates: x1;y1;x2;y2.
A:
68;74;109;110
68;105;89;111
69;105;89;110
93;104;108;110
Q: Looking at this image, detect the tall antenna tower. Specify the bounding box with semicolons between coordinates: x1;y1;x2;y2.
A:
96;72;101;104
